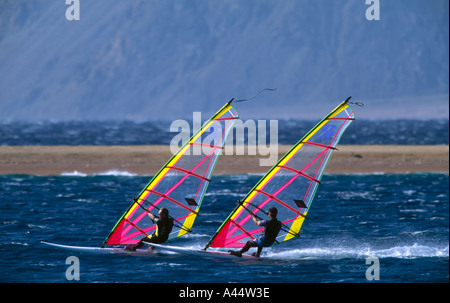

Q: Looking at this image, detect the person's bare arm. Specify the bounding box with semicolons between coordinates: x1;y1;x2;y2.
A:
147;212;156;221
252;215;264;226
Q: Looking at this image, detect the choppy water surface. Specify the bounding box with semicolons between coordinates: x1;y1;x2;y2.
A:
1;119;448;145
0;173;448;283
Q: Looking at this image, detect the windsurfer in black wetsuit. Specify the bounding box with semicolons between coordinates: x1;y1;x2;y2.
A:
229;207;282;257
125;207;174;251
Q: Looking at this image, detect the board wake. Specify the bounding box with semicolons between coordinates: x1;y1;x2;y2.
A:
41;241;157;256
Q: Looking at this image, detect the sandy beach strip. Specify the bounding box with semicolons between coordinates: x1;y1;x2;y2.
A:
0;145;448;175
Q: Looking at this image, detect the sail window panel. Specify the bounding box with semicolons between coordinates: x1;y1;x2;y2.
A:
122;220;143;238
283;144;326;175
267;168;315;195
265;173;312;211
164;175;203;210
228;220;257;247
129;216;155;238
224;218;263;248
309;119;353;148
249;190;300;222
174;153;213;174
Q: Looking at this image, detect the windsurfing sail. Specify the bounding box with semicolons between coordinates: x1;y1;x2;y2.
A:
102;100;239;247
205;97;356;249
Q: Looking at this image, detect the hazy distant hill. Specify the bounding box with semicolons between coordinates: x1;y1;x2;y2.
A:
0;0;448;121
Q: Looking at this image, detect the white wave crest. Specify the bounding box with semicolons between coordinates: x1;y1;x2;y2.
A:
267;243;449;260
60;170;137;177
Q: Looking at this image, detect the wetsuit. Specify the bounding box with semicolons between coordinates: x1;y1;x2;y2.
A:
230;217;282;257
256;218;282;247
145;217;174;244
131;217;174;250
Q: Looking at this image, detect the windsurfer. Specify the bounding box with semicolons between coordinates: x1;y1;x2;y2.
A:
229;207;282;257
124;207;174;251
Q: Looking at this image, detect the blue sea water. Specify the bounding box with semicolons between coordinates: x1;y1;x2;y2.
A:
0;120;448;287
1;119;449;145
0;173;448;284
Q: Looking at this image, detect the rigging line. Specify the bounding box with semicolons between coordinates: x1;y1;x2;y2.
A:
344;96;364;107
229;218;256;241
238;200;265;220
192;117;230;200
140;191;198;215
194;146;218;200
191;142;225;149
233;88;277;103
166;166;211;182
133;197;192;233
238;200;299;239
254;189;306;217
242;200;302;236
137;199;192;234
123;218;150;238
236;203;280;244
302;141;338;150
277;165;321;184
244;201;301;238
349;101;364;107
236;201;283;244
144;143;219;211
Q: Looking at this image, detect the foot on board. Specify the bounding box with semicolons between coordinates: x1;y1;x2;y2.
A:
124;245;137;251
228;250;242;257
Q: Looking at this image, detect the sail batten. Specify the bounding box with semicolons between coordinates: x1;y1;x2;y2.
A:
206;99;355;249
102;101;238;247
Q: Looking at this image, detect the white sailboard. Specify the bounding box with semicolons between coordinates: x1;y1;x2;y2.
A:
41;241;157;256
144;242;260;260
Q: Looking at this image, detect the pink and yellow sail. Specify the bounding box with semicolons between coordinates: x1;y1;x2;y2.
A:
206;98;356;249
102;100;239;247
